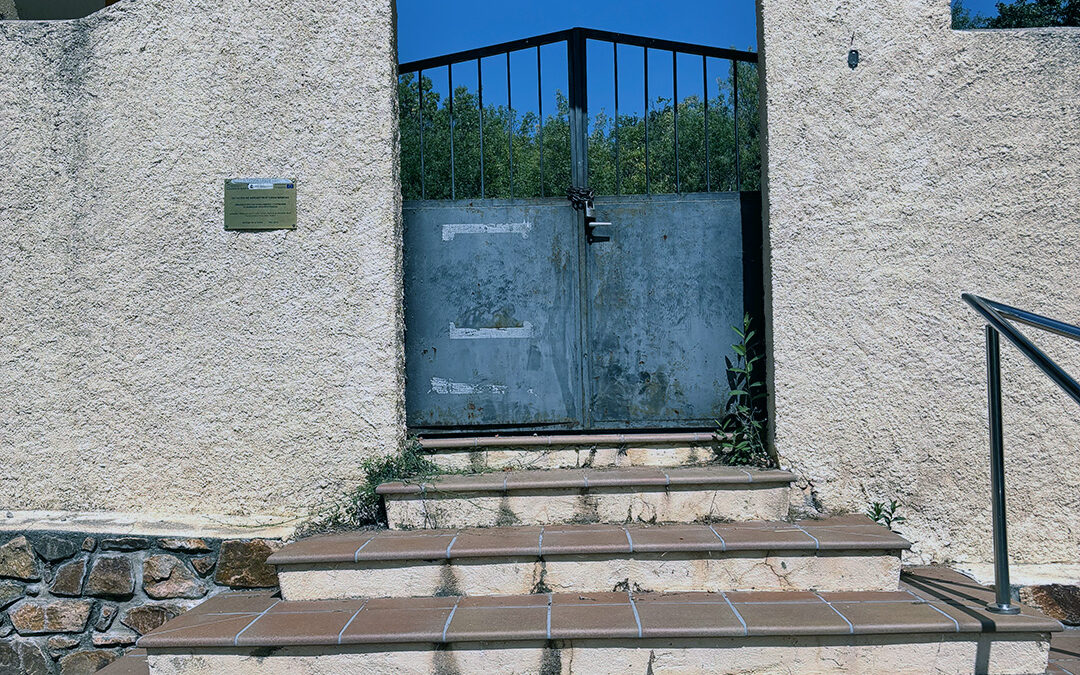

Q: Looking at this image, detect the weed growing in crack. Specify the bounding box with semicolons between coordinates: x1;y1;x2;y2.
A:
866;499;907;530
297;437;444;535
715;313;772;468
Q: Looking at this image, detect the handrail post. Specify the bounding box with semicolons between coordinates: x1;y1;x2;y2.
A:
985;325;1021;615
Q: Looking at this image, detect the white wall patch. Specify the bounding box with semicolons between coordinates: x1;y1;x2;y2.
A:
442;222;531;241
430;377;508;395
449;322;534;339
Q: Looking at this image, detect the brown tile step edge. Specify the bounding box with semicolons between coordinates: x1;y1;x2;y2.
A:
97;649;148;675
138;567;1060;651
269;515;910;566
375;465;795;495
1048;631;1080;674
271;516;912;599
379;466;796;529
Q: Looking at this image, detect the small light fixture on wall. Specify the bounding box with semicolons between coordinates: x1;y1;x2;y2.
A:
847;31;860;70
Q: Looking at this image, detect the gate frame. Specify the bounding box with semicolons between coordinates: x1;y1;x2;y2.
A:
398;27;759;201
399;28;763;435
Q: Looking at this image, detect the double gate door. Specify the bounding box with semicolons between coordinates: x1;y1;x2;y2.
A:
400;28;762;431
404;192;760;431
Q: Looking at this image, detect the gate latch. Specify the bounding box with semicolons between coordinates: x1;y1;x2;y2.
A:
567;187;612;244
584;204;612;244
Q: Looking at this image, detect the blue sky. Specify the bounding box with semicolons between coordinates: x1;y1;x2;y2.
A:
398;0;1005;64
396;1;1004;120
397;0;760;64
398;0;760;121
959;0;1006;17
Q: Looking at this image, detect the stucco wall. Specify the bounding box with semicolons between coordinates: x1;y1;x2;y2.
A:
0;0;403;522
758;0;1080;565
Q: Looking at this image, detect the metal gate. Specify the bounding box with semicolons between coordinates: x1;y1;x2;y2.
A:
400;28;762;431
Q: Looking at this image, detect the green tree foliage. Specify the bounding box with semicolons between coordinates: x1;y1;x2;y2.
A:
398;60;760;201
952;0;1080;28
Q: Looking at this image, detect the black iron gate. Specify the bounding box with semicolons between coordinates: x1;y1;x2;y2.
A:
400;28;762;432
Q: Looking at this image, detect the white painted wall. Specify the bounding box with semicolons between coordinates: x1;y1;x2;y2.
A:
759;0;1080;564
0;0;403;523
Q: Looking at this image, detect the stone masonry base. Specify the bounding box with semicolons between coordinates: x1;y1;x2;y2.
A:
0;531;284;674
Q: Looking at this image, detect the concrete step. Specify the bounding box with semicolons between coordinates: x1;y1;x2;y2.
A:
270;516;911;600
136;567;1061;675
1048;631;1080;675
419;432;723;471
377;466;795;529
98;650;148;674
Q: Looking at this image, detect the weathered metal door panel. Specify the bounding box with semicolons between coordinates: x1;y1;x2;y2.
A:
404;199;583;429
584;193;748;427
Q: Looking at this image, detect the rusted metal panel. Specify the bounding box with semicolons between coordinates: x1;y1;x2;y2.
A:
404;192;756;431
404;198;583;429
585;192;746;427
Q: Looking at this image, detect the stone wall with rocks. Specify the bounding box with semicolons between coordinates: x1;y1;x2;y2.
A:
0;531;282;674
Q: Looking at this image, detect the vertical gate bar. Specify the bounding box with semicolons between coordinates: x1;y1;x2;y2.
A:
507;52;513;199
478;58;485;199
673;50;679;194
703;55;710;192
568;28;591;429
419;69;426;200
733;59;740;192
644;47;650;195
567;28;588;191
985;326;1021;614
538;45;544;197
449;65;456;200
614;41;621;195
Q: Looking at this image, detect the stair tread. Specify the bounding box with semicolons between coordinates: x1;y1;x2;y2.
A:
375;465;794;495
137;567;1060;650
1048;632;1080;675
268;515;910;566
97;650;148;675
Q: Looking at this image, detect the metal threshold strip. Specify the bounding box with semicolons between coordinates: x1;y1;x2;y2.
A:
419;431;720;450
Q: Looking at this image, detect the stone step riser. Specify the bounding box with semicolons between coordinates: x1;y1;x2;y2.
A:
277;551;903;600
384;485;791;530
145;634;1052;675
427;445;715;472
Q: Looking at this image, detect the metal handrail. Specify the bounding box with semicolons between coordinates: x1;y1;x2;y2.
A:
962;293;1080;614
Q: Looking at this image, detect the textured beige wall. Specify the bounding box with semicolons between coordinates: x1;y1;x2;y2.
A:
758;0;1080;564
0;0;403;522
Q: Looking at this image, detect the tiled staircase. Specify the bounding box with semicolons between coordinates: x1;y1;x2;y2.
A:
113;436;1062;674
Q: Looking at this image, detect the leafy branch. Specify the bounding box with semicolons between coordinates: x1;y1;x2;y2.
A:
715;313;770;467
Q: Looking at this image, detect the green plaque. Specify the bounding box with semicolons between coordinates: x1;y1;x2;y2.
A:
224;178;297;230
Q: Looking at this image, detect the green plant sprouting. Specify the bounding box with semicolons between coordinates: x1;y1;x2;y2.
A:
866;499;907;531
715;313;771;467
297;438;441;536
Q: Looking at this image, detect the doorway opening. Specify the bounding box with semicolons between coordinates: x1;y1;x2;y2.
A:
400;28;764;434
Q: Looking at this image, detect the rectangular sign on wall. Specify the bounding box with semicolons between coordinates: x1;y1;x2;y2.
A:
224;178;296;230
